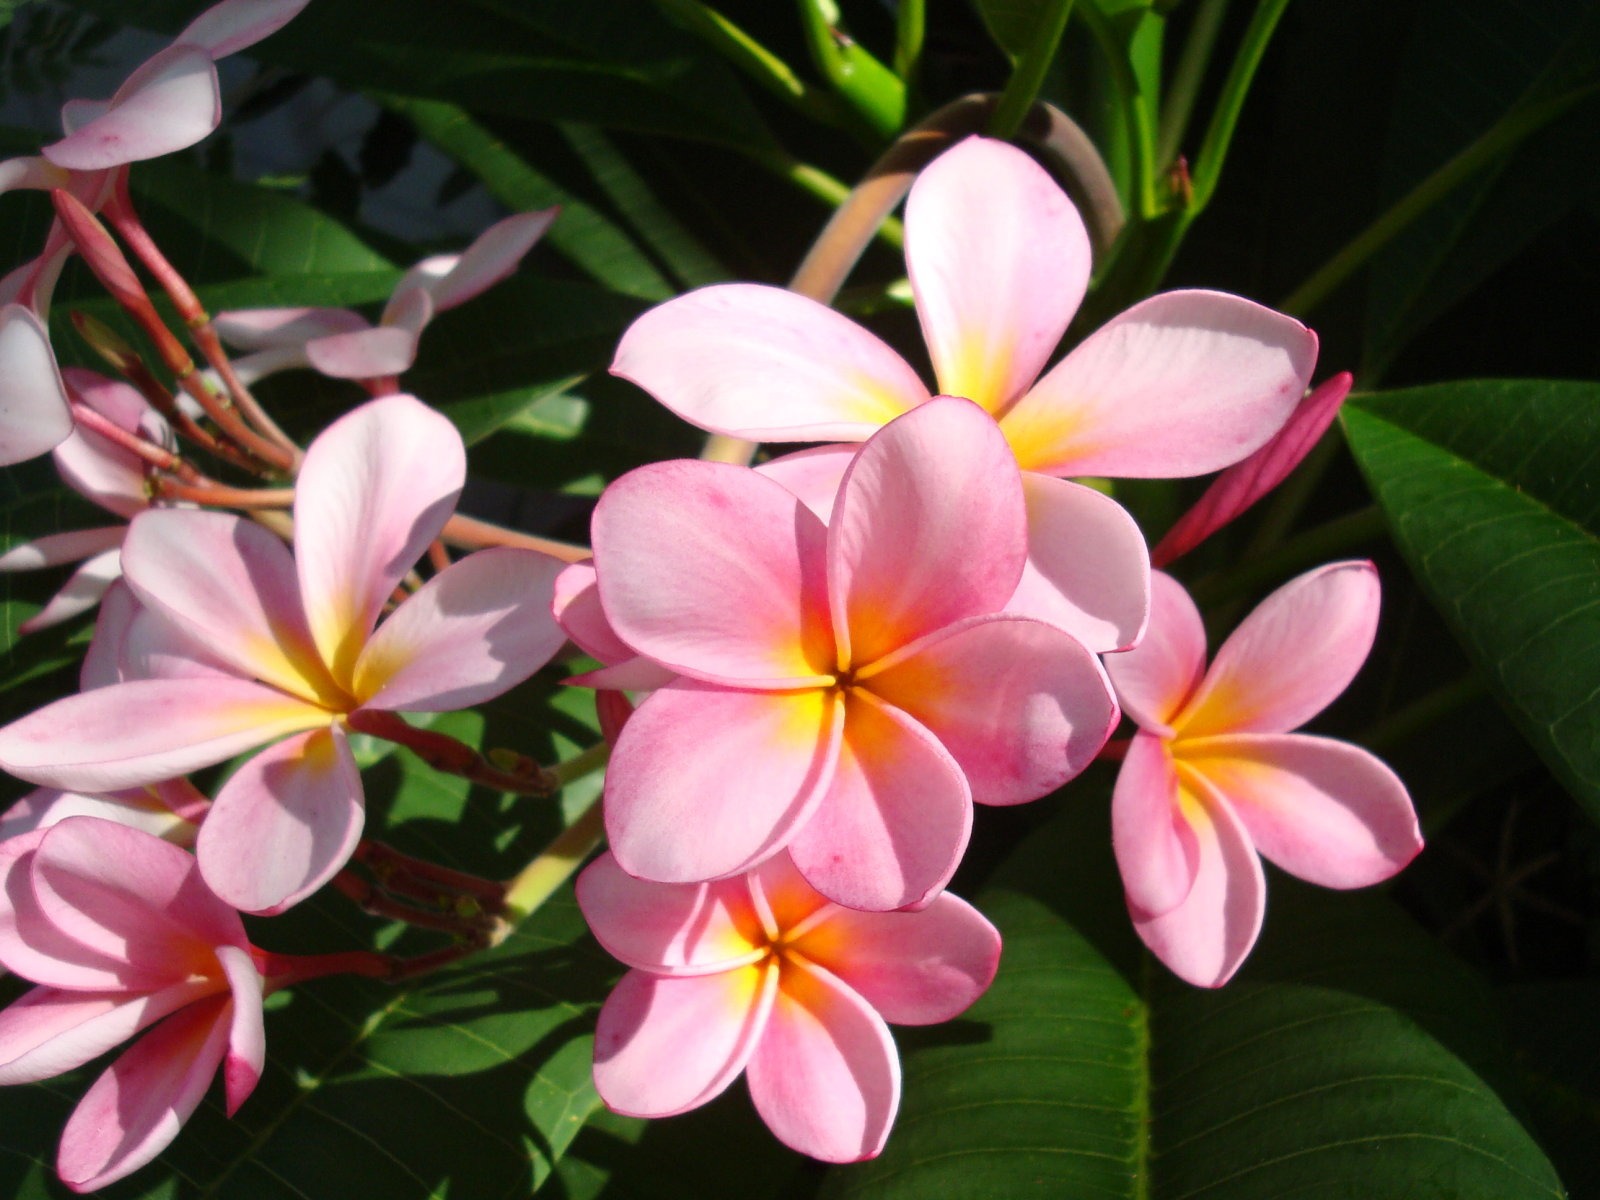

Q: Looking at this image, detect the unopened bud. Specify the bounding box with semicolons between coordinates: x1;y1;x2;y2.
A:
69;310;140;374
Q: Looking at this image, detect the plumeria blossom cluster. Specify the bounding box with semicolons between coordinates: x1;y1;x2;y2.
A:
0;4;1423;1186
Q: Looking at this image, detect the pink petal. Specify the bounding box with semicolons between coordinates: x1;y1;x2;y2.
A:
0;982;216;1085
906;137;1089;415
303;323;423;380
1151;373;1352;567
212;306;370;350
122;510;342;706
54;410;155;521
400;209;557;313
16;546;123;635
1111;732;1200;917
0;303;72;466
80;580;139;689
1005;472;1150;653
552;561;640;668
64;368;155;430
1131;784;1265;988
0;527;125;572
1104;570;1209;735
829;396;1025;668
787;691;969;911
745;958;899;1162
606;683;843;884
592;460;834;685
565;657;678;692
611;284;930;442
0;678;331;794
176;0;311;59
594;964;776;1118
31;816;248;972
56;993;232;1192
755;444;855;522
1179;560;1380;737
576;854;765;975
43;46;221;171
294;394;465;682
0;155;70;195
214;943;264;1115
1183;733;1422;889
353;547;565;711
196;726;364;914
1000;290;1317;478
120;606;243;683
865;613;1115;806
796;892;1000;1025
0;786;190;844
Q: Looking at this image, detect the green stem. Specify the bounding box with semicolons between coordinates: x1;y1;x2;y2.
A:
1279;81;1600;317
1074;2;1159;217
550;740;611;789
651;0;849;125
1188;504;1386;608
987;0;1076;141
755;151;904;249
796;0;906;138
496;797;607;933
1156;0;1230;166
893;0;925;84
1188;0;1292;212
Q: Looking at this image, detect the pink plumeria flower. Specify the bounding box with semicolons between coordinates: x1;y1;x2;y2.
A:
0;0;310;464
582;395;1116;911
0;394;568;914
0;370;174;632
214;209;557;385
1104;564;1423;987
614;136;1323;652
578;850;1000;1162
0;817;266;1192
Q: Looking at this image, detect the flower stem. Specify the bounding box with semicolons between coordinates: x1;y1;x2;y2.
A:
1155;0;1230;167
154;480;295;508
440;512;591;562
987;0;1075;142
495;795;606;937
345;709;557;796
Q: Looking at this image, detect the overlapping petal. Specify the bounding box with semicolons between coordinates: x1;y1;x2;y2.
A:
797;893;1000;1025
829;396;1024;667
0;983;214;1086
864;613;1115;806
56;993;233;1192
0;678;330;794
1178;560;1379;737
592;460;833;685
0;304;72;466
400;209;558;313
1183;733;1422;889
786;692;969;911
216;943;264;1115
999;290;1317;478
293;394;465;683
605;684;843;884
611;283;930;442
1111;734;1200;918
576;855;764;976
13;544;123;635
745;958;899;1163
1005;472;1150;652
196;726;363;914
906;137;1090;415
353;547;565;711
122;510;342;705
43;46;221;172
1104;570;1208;733
593;965;776;1118
1129;784;1264;988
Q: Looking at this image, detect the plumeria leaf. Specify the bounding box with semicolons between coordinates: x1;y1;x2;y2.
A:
820;784;1564;1199
1343;380;1600;824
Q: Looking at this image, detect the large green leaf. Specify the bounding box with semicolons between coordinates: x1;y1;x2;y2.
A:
0;690;618;1198
1343;381;1600;823
823;782;1564;1199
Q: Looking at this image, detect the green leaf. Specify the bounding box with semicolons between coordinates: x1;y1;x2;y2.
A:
1343;381;1600;823
822;781;1564;1199
0;692;617;1199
